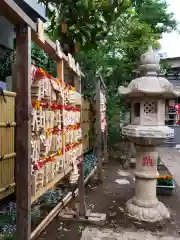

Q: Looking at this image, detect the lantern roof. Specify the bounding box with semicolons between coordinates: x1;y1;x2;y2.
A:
118;46;180;98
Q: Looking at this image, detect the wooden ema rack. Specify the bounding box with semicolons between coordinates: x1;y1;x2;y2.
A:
30;65;83;202
0;1;107;238
30;65;98;202
31;165;72;203
30;70;107;237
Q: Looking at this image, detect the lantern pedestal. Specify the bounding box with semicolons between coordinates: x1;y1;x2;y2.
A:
126;145;170;222
126;199;169;222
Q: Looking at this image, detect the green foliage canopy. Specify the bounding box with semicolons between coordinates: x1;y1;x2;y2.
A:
38;0;131;50
38;0;177;52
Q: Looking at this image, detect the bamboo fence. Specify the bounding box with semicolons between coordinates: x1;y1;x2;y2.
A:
0;90;16;200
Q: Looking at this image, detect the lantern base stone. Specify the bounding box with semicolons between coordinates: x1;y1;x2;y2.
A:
126;198;170;222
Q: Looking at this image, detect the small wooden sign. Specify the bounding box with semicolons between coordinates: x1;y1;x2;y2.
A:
76;63;81;76
68;53;76;72
68;53;73;68
56;40;63;59
37;18;45;43
72;58;76;72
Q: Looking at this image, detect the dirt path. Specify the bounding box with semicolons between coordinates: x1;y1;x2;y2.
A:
41;153;180;240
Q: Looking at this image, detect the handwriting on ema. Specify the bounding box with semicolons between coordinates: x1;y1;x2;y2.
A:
142;156;153;166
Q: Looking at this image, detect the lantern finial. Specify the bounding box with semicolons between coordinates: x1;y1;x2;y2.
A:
140;46;160;76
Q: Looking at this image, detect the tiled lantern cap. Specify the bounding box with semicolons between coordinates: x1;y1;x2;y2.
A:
118;46;180;98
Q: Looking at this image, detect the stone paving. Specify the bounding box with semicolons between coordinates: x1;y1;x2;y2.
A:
80;227;180;240
158;147;180;188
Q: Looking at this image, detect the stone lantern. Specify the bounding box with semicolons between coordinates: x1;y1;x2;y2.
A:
118;47;180;222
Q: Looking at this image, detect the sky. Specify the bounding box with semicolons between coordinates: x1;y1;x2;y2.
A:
159;0;180;58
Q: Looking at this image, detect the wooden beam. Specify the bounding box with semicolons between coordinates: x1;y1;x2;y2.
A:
12;63;17;186
15;24;31;240
32;37;85;77
0;0;84;77
32;36;60;63
103;124;108;163
78;161;86;216
78;76;86;215
0;0;37;30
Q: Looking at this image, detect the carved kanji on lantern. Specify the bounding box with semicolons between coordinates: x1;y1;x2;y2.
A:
142;156;153;166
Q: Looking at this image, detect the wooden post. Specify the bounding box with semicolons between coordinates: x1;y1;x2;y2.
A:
12;63;17;183
57;59;66;176
98;75;108;163
57;60;64;81
77;76;86;216
15;25;31;240
78;161;86;216
103;125;108;163
103;87;108;163
96;78;102;182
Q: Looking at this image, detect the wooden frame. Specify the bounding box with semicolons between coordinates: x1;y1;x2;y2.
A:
59;76;107;225
99;75;108;165
0;1;82;240
15;24;32;239
77;76;86;216
0;1;107;239
95;74;108;182
0;0;84;77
